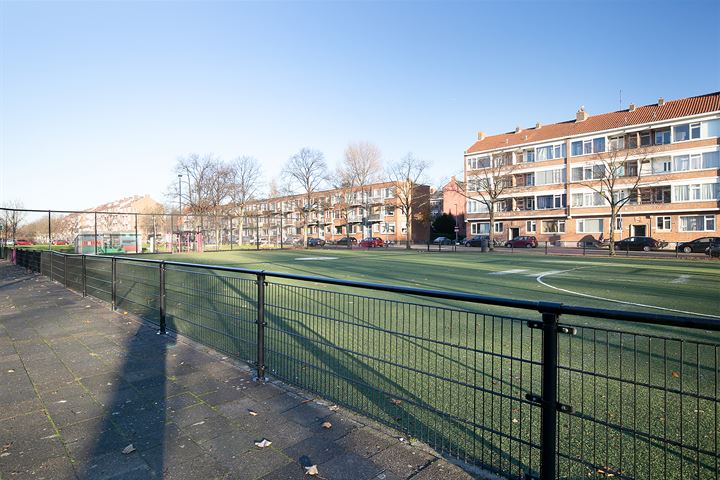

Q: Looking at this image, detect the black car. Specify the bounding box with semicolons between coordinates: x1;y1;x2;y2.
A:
307;237;326;247
706;244;720;258
335;236;357;246
432;236;453;245
614;236;666;252
464;235;488;247
676;236;720;254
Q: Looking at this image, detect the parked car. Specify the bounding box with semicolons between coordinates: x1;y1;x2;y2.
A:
614;236;667;252
706;243;720;258
14;239;32;246
676;236;720;254
307;238;326;247
359;237;384;248
463;235;487;247
505;236;538;248
52;240;69;245
335;237;358;246
432;236;452;245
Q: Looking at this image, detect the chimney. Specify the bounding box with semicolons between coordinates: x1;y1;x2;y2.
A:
576;106;589;122
628;103;636;112
658;97;665;106
535;121;542;129
515;126;522;133
477;131;485;141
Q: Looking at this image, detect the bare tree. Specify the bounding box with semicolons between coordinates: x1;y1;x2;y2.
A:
1;200;26;243
453;152;517;250
228;156;263;246
387;153;430;249
580;145;653;256
329;167;356;246
343;141;383;237
282;148;328;247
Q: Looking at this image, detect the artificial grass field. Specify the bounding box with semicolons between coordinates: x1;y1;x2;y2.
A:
103;248;719;479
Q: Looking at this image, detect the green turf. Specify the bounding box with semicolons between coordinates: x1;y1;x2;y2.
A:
102;249;719;478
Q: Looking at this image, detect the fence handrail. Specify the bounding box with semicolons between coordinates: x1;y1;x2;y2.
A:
34;250;720;332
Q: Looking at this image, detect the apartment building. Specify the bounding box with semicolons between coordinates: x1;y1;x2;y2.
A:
242;181;431;244
463;92;720;244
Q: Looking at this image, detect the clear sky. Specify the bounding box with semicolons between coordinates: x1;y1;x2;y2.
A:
1;0;719;213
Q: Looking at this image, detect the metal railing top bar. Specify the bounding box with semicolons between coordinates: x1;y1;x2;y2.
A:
44;250;720;332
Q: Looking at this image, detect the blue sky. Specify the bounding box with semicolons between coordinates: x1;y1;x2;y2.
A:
1;0;719;213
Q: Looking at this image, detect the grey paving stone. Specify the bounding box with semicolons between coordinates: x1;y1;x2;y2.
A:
336;426;399;458
213;397;261;419
223;447;293;479
282;434;347;466
61;417;130;461
320;452;384;480
0;397;43;420
201;430;261;466
148;452;229;480
0;453;77;480
179;415;236;444
44;393;106;428
409;459;475;479
139;431;206;474
369;442;435;478
282;401;333;426
167;402;219;428
72;449;153;480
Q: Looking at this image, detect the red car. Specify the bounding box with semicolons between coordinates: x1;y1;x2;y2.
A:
359;237;384;248
15;239;33;246
505;236;538;248
52;240;69;245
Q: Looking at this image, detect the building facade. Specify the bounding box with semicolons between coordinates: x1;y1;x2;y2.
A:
463;92;720;244
243;181;431;244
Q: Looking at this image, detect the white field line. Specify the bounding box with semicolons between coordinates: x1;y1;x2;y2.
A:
536;269;720;320
526;270;563;277
294;257;338;261
670;274;691;284
489;269;528;275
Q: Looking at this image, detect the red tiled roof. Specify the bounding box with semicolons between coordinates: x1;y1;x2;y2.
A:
466;92;720;154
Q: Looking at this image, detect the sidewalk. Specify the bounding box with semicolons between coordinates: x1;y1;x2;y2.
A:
0;261;475;480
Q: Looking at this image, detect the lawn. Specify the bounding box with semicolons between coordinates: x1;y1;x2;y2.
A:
104;248;719;479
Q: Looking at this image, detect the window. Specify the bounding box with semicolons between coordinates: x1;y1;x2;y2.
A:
381;222;396;234
470;222;490;235
675;151;720;170
673;123;701;142
679;215;715;232
655;129;671;145
526;220;536;232
609;136;625;151
535;143;566;161
640;131;652;147
571;137;606;156
524;150;535;163
537;194;566;209
616;216;623;230
673;183;720;202
385;206;395;216
577;219;603;233
467;199;488;214
656;216;671;231
494;222;503;233
541;220;566;233
535;169;566;186
571;192;603;207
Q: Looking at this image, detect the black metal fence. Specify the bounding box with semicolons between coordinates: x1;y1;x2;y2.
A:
11;249;720;479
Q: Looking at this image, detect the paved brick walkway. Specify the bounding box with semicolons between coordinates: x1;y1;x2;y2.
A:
0;262;476;480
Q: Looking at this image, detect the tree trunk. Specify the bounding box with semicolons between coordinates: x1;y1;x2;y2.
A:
488;208;495;251
405;209;411;249
609;205;616;256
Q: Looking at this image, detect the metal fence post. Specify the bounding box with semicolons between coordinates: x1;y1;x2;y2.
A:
255;272;267;382
63;255;67;286
545;241;548;255
82;255;87;297
539;303;560;480
111;257;117;311
159;262;166;334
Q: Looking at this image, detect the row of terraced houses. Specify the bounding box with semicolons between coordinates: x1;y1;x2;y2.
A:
244;92;719;245
461;91;720;244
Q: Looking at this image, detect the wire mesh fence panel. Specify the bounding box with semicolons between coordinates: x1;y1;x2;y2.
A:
84;256;112;303
115;260;161;325
164;265;258;364
65;256;83;293
556;320;720;480
50;253;65;284
40;251;51;276
263;281;544;478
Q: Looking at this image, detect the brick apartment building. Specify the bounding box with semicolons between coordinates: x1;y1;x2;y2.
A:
463;92;720;244
243;181;431;244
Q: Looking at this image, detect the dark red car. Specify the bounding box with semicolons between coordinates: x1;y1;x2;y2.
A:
15;239;33;246
505;236;538;248
52;240;69;245
359;237;384;248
